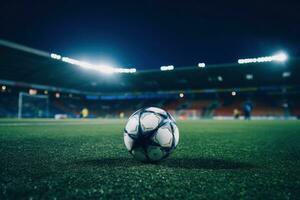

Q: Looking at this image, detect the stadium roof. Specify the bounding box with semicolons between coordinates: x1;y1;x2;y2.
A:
1;39;299;95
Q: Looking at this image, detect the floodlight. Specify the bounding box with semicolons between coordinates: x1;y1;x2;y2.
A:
198;63;205;68
50;53;61;60
238;52;288;64
231;91;236;96
272;52;288;62
160;65;174;71
179;93;184;98
29;89;37;95
129;68;137;73
246;74;253;80
62;57;78;65
282;71;291;78
60;56;136;74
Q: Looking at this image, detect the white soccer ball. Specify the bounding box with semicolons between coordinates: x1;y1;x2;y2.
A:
124;107;179;162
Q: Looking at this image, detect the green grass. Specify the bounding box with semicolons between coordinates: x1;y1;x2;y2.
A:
0;119;300;199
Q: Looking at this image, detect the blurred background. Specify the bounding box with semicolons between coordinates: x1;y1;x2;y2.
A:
1;1;300;120
0;39;299;120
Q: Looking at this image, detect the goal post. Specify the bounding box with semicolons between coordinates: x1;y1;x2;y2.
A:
18;92;49;118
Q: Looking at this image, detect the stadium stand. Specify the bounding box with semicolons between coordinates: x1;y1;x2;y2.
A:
0;40;300;119
1;86;300;119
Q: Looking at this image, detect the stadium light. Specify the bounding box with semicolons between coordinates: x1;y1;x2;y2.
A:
49;55;137;74
198;63;206;68
62;57;80;65
50;53;61;60
1;85;7;92
232;91;236;96
179;93;184;98
217;76;223;82
282;71;291;78
160;65;174;71
29;89;37;95
246;74;253;80
238;52;288;64
130;68;137;73
273;52;288;62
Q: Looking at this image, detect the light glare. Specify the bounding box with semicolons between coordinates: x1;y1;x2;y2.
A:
217;76;223;82
282;71;291;78
160;65;174;71
50;53;61;60
273;53;288;62
198;63;206;68
60;57;136;74
246;74;253;80
238;52;288;64
29;89;37;95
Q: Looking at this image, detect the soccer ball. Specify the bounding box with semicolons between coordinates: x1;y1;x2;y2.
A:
124;107;179;162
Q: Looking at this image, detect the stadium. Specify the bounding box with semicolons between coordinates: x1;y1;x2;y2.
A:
1;39;299;120
1;1;300;199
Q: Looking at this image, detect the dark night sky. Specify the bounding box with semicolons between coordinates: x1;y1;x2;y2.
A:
1;0;300;69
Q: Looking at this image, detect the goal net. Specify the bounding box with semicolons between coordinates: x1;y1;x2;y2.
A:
18;92;49;118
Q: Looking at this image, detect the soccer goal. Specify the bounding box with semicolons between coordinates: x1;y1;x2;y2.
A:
18;92;49;118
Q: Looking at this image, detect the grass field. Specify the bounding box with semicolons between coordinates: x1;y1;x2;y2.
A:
0;119;300;199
